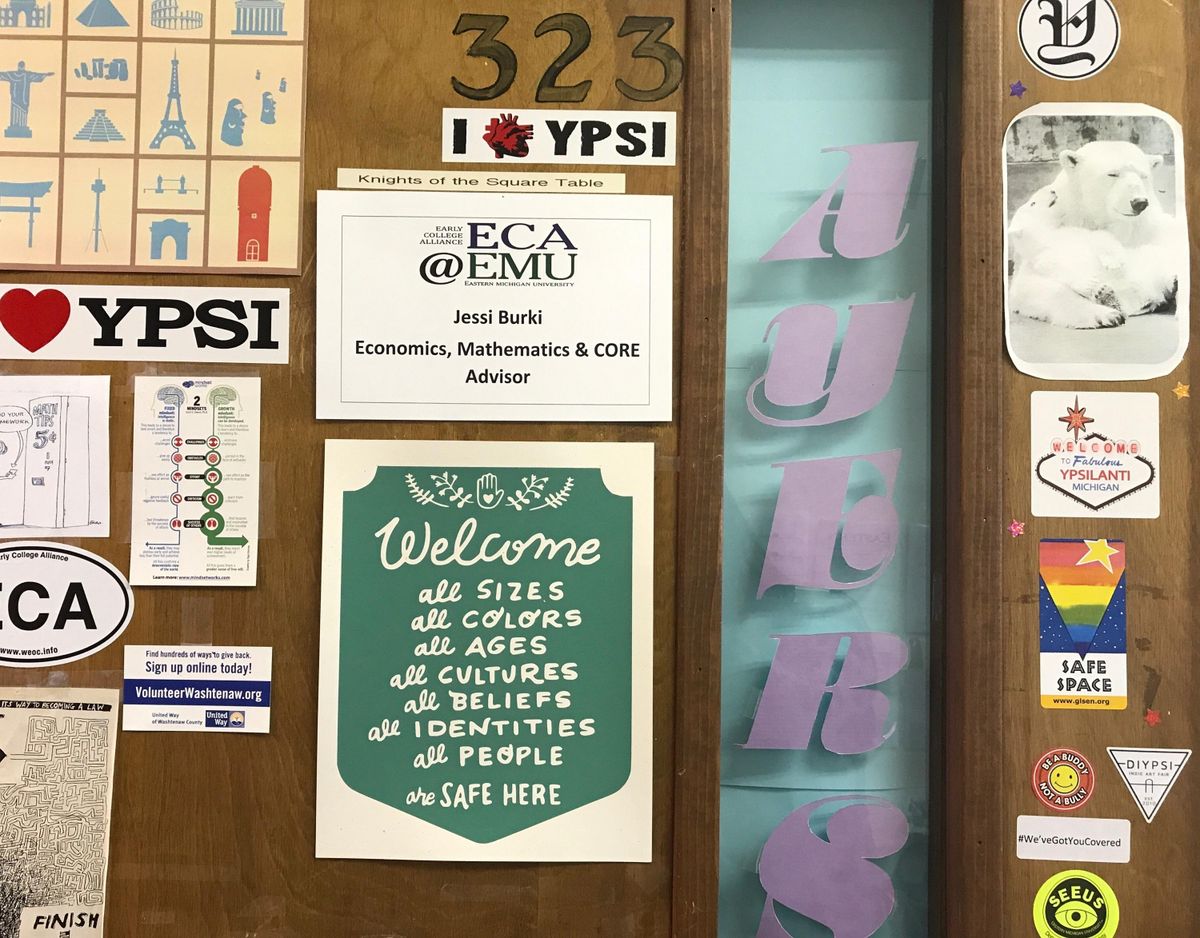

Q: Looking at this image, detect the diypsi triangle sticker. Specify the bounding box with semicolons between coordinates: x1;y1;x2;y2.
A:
1107;748;1191;823
1039;539;1127;710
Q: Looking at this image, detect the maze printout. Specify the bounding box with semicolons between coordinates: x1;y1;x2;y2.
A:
0;687;119;938
0;0;306;274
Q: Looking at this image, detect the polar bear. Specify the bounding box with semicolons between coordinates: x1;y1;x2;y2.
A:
1048;140;1183;314
1009;185;1134;329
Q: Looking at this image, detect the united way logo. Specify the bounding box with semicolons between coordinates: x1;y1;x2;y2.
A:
1018;0;1120;80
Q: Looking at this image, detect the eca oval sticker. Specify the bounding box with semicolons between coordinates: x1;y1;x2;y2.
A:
1034;869;1119;938
0;542;133;667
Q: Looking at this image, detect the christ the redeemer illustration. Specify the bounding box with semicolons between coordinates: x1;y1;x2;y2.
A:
0;60;54;138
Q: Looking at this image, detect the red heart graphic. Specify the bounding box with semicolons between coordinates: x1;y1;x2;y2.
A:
0;288;71;353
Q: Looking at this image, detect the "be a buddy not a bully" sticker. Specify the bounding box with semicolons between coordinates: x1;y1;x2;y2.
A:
1033;747;1095;811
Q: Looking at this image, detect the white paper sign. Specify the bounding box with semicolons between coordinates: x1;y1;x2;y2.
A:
1;688;118;938
1004;103;1188;381
337;168;626;194
130;376;261;587
1016;815;1131;864
20;907;104;938
0;285;289;364
442;108;676;166
316;190;674;422
1107;747;1191;822
1030;391;1160;518
0;375;109;539
123;645;273;733
317;440;654;862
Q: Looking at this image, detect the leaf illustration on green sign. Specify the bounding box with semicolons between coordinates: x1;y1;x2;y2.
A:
336;465;633;843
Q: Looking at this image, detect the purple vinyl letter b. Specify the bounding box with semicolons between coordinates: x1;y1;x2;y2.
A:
744;632;909;754
758;450;901;595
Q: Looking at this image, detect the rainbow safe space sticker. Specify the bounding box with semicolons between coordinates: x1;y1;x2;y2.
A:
1034;869;1120;938
1040;539;1127;710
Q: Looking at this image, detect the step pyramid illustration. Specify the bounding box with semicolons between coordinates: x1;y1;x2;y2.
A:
77;0;129;27
74;108;125;142
1040;539;1125;655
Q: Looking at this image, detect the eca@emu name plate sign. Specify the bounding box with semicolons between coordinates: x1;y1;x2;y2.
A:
317;440;653;862
315;190;673;423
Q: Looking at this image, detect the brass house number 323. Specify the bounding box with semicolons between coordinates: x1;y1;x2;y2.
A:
452;13;684;103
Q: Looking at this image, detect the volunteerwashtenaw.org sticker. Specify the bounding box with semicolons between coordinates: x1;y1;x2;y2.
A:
1033;747;1095;811
443;108;677;166
1033;869;1120;938
1039;539;1127;710
1031;392;1159;519
1107;747;1191;823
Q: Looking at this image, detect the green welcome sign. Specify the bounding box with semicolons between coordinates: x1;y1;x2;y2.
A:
318;441;653;861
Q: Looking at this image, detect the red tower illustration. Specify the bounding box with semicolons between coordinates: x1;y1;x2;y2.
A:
237;164;272;262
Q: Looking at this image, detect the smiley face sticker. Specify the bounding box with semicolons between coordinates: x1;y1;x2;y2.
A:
1034;748;1095;811
1034;870;1119;938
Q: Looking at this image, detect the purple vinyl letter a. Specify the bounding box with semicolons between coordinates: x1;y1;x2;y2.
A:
758;450;901;595
761;141;919;261
744;632;909;754
748;296;914;427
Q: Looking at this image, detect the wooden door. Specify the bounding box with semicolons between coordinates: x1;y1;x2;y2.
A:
945;1;1198;934
0;1;729;934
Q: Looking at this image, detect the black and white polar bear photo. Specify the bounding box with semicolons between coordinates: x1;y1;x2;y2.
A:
1004;104;1189;381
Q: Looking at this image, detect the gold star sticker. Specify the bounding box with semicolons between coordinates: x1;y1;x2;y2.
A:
1076;538;1121;573
1173;382;1190;400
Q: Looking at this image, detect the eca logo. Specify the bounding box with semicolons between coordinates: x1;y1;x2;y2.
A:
444;107;677;166
0;543;133;667
0;285;290;364
419;221;579;286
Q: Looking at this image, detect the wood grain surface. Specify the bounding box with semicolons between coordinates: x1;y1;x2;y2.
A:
0;2;728;935
946;1;1198;935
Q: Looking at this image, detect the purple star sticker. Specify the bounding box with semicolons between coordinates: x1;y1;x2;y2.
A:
1009;80;1027;98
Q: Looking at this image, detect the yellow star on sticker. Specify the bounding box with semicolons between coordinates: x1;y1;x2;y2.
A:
1173;382;1190;399
1076;538;1121;573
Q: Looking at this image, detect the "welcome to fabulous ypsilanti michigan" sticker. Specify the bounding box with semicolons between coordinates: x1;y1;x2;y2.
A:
1031;392;1159;519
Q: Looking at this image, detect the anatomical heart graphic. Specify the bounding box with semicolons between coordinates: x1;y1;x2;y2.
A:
483;113;534;159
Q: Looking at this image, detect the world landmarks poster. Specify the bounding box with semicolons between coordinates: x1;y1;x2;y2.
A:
0;0;306;274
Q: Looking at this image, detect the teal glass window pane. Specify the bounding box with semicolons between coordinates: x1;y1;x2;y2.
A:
721;1;934;934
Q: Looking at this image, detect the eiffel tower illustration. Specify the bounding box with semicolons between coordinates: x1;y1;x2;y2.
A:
149;50;196;150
